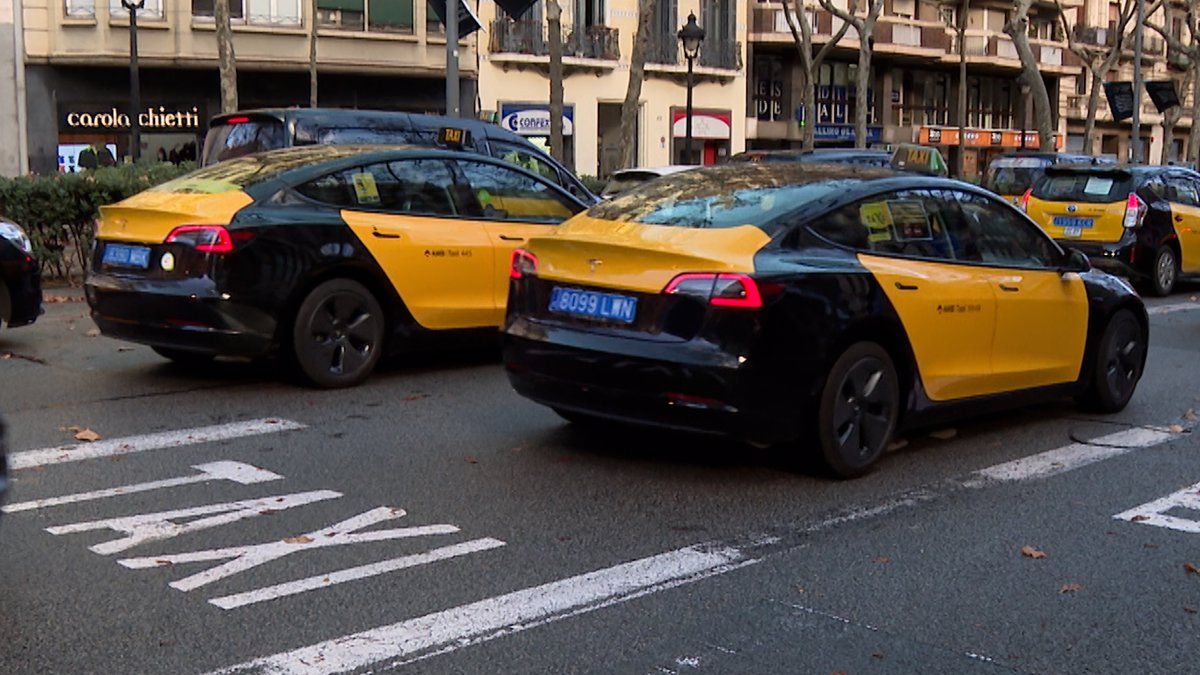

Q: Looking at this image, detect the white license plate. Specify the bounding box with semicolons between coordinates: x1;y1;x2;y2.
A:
1062;226;1083;238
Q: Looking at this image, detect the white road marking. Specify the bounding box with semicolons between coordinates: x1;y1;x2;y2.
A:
1147;301;1200;316
1114;480;1200;533
2;461;282;514
10;418;305;470
120;507;461;591
47;490;342;555
211;544;752;674
209;538;507;610
966;425;1178;484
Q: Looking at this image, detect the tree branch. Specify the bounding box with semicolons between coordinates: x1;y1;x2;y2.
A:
819;0;864;30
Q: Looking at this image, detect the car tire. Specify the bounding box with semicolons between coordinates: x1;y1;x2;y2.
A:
151;346;216;367
1077;309;1145;414
815;342;900;479
290;279;385;388
1148;246;1178;297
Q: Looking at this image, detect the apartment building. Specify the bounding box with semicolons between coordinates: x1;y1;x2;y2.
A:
478;0;748;175
14;0;476;174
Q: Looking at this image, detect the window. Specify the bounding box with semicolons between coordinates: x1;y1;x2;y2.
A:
808;190;982;263
456;161;579;224
109;0;163;19
385;160;465;216
489;142;563;185
193;0;299;23
66;0;96;18
1033;172;1133;203
1167;176;1200;207
427;0;444;33
295;160;464;215
317;0;413;32
193;0;245;19
954;191;1060;268
892;0;916;19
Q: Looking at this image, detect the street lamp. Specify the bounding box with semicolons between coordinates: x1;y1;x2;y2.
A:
121;0;145;163
677;12;705;165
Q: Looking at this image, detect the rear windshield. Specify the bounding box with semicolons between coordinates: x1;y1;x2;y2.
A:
587;165;884;232
153;146;365;194
1032;172;1133;203
312;127;436;146
986;165;1045;195
202;119;286;165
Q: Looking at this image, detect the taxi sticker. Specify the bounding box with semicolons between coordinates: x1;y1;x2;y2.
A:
887;200;933;241
351;172;381;205
859;201;894;242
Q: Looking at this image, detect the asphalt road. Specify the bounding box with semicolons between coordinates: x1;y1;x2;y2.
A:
1;287;1199;674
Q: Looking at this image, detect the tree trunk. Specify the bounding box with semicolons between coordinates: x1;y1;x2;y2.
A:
1005;4;1054;152
309;0;319;108
801;64;817;151
547;0;565;163
1084;68;1102;156
957;0;968;177
216;0;238;113
1190;60;1200;165
619;0;654;170
854;39;872;149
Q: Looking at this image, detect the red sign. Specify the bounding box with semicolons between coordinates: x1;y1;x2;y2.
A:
918;126;1064;150
670;108;733;139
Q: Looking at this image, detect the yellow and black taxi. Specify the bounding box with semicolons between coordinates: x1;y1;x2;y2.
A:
85;145;587;386
984;152;1111;205
1022;164;1200;295
0;218;41;332
504;164;1148;477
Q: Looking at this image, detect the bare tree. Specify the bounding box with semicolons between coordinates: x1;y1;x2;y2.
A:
1004;0;1054;151
1160;68;1193;164
819;0;884;149
1056;0;1135;155
547;0;565;162
309;0;319;108
619;0;655;170
215;0;238;113
1146;0;1200;164
780;0;852;150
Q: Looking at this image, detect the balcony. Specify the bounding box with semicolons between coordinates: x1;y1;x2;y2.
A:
488;19;620;61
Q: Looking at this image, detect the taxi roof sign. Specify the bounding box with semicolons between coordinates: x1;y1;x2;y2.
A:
438;126;472;148
890;143;948;177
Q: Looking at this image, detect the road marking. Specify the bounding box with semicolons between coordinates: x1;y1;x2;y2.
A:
1147;301;1200;316
209;538;507;610
10;418;305;470
1114;480;1200;533
120;507;461;591
966;425;1178;484
2;461;282;514
211;544;752;674
47;490;342;555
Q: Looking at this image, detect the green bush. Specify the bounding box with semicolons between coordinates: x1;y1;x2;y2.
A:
0;162;194;280
579;174;608;195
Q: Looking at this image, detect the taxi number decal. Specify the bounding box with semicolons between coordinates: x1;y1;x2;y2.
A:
351;172;381;205
424;249;474;258
860;202;894;242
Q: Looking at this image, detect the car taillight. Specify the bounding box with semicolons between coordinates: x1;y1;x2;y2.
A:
1123;193;1147;229
164;225;236;253
663;272;763;309
224;116;251;124
1019;188;1032;212
510;248;538;280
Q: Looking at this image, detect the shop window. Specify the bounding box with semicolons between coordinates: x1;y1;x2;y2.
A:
317;0;414;32
109;0;164;20
65;0;96;19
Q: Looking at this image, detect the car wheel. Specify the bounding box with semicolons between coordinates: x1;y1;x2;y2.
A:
816;342;900;479
1078;309;1145;414
151;346;216;367
1150;246;1178;297
291;279;384;388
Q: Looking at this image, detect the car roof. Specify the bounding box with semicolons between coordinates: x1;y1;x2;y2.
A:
671;162;971;195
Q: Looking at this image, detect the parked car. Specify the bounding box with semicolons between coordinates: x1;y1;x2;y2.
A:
86;145;587;387
201;108;597;203
1022;164;1200;296
600;166;696;199
504;164;1146;477
0;219;41;331
984;152;1113;204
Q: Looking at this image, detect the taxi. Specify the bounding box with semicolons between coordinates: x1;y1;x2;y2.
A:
1022;164;1200;295
85;145;587;387
504;164;1147;477
984;152;1110;205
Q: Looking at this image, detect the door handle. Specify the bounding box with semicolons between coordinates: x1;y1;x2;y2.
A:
1175;215;1185;223
998;283;1020;292
498;235;525;241
371;229;401;239
894;282;919;291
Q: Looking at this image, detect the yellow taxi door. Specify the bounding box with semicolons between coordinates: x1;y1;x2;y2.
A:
956;192;1089;390
1167;175;1200;273
452;159;584;325
338;159;496;330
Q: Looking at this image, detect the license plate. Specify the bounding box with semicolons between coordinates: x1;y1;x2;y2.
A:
1062;226;1083;238
102;243;151;269
1052;216;1094;230
548;287;638;324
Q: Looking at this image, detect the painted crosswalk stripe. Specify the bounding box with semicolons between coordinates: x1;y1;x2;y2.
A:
966;425;1179;484
211;544;752;674
10;418;305;470
1147;301;1200;316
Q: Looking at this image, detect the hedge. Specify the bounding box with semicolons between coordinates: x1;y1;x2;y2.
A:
0;162;194;281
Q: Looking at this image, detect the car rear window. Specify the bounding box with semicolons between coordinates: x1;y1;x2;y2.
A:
153;146;368;194
1032;171;1133;203
986;158;1049;195
587;165;884;232
202;118;286;165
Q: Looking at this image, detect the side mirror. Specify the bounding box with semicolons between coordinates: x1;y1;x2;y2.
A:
1060;248;1091;274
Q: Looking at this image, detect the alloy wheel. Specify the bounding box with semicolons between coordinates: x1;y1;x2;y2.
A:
306;291;380;377
830;357;897;462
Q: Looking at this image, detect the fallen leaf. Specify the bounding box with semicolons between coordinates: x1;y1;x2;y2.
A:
1131;515;1151;522
1185;562;1200;575
1060;583;1083;593
117;347;134;353
155;559;174;567
403;394;427;402
465;456;479;464
1185;409;1199;422
929;428;957;440
1145;543;1159;549
259;509;279;516
1170;424;1186;433
873;556;892;564
74;428;102;442
872;653;885;660
1022;545;1047;559
886;439;909;452
1186;607;1198;615
84;328;100;338
283;535;314;545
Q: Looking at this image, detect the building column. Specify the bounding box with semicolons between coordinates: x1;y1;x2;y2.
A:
0;0;28;176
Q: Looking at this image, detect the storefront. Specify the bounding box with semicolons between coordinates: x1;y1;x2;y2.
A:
671;108;732;165
498;103;576;171
918;126;1064;177
58;103;206;171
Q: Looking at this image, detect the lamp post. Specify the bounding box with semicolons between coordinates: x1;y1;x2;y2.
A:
121;0;145;163
677;12;705;165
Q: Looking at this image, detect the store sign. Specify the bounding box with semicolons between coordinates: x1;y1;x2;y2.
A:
1103;82;1135;122
919;126;1064;150
1146;80;1180;113
670;109;732;139
499;103;574;137
813;124;882;143
60;105;203;132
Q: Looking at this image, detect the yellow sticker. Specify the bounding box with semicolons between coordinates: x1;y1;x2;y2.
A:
351;172;381;205
859;201;893;242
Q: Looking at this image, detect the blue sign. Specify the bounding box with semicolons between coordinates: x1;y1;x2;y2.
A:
812;124;883;143
499;103;575;137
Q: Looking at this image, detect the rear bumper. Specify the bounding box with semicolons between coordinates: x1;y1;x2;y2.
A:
0;254;42;328
85;273;276;357
1057;233;1145;279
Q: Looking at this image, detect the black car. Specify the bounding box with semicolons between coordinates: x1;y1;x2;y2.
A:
504;165;1146;477
0;219;41;331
